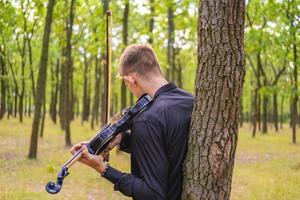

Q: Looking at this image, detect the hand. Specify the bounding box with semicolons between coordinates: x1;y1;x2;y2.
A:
101;134;123;161
70;141;106;174
107;134;123;151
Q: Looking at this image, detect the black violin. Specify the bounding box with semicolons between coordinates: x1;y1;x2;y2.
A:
45;94;153;194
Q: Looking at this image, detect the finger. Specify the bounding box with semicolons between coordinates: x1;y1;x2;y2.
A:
80;145;94;161
102;152;110;162
70;141;89;154
106;142;114;151
107;137;119;150
70;144;82;154
101;150;109;161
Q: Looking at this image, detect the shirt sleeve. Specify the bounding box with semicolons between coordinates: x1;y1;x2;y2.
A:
103;166;163;200
103;119;168;200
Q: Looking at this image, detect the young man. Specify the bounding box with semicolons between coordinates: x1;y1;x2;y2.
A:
70;44;194;199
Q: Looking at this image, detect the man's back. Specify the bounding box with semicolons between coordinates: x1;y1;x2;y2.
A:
130;83;194;199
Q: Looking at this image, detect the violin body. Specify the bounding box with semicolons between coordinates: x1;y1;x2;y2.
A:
88;94;153;155
45;94;153;194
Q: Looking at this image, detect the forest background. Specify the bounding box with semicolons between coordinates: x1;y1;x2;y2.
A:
0;0;299;199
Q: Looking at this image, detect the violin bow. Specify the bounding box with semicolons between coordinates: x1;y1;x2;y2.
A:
105;10;112;124
46;10;113;194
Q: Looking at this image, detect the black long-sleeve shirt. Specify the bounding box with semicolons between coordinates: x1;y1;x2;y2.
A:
103;83;194;200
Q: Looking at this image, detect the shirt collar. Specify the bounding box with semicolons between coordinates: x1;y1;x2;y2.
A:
154;82;177;98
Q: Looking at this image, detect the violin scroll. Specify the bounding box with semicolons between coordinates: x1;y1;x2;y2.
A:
45;167;69;194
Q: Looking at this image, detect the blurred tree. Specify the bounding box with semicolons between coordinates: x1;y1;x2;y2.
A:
28;0;56;159
60;0;76;146
121;0;129;110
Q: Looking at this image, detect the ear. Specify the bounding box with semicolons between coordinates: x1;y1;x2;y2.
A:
123;75;136;84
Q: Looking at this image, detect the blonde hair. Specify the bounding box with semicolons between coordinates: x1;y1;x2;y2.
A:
119;44;162;78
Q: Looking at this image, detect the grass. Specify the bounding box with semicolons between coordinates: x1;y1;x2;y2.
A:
231;125;300;200
0;116;300;200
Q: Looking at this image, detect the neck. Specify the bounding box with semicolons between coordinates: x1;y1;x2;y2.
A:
141;76;169;98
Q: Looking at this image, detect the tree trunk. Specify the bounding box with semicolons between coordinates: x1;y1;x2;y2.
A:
91;56;101;129
177;58;183;88
39;96;46;138
28;0;55;159
0;54;6;119
28;93;31;117
262;95;268;133
167;4;174;82
290;1;297;144
148;0;154;44
7;87;12;119
182;0;246;199
240;92;244;127
14;86;18;118
82;53;89;123
50;59;59;123
121;0;129;110
280;96;284;129
252;89;258;137
258;94;261;131
61;0;75;146
59;50;65;130
24;92;27;116
273;94;278;132
27;33;35;100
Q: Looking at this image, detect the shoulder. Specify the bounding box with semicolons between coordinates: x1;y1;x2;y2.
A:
134;87;194;123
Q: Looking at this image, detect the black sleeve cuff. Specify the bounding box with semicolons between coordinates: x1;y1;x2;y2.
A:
102;166;124;184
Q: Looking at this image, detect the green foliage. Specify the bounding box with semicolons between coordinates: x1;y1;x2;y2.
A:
243;0;299;115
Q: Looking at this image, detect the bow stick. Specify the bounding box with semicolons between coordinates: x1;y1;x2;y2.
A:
105;10;112;124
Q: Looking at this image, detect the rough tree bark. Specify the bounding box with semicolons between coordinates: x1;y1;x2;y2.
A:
182;0;246;199
28;0;55;159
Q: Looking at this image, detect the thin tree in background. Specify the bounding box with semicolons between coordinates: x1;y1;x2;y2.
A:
81;50;90;123
121;0;129;110
148;0;154;44
49;59;59;123
286;0;298;144
60;0;76;146
84;0;103;129
16;1;28;123
167;1;174;82
0;46;7;119
28;0;56;159
182;0;246;199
